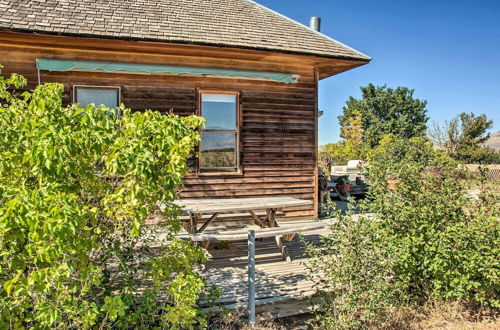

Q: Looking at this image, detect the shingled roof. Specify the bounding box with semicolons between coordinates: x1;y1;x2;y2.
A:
0;0;370;61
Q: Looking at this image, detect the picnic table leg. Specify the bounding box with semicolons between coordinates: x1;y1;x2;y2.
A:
191;213;206;244
266;209;277;227
197;213;219;250
182;219;191;233
183;214;194;234
193;214;202;234
249;210;266;228
200;241;210;249
276;235;291;262
188;214;195;234
197;212;219;233
266;208;291;262
187;214;212;252
184;214;205;249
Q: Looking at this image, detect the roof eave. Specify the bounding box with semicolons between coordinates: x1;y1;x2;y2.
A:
1;27;371;63
316;58;371;80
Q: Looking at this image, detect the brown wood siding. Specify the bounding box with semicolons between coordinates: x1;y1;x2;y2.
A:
0;31;319;220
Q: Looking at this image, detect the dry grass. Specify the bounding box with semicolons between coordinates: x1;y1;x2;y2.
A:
209;311;287;330
209;302;499;329
379;301;499;330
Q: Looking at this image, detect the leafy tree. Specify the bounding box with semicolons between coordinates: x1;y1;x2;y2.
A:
366;134;439;178
339;84;429;147
428;118;460;160
340;110;370;159
459;112;493;144
428;112;499;164
319;141;349;172
340;110;364;151
319;111;369;172
0;68;210;328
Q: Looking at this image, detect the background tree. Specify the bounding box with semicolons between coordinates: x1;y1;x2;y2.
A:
428;112;499;164
428;119;460;151
339;84;429;147
319;141;349;172
341;110;367;156
319;110;369;172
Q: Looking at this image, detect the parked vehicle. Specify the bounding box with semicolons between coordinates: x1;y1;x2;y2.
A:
329;160;369;199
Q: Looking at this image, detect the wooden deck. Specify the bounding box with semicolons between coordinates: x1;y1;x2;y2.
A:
199;222;329;319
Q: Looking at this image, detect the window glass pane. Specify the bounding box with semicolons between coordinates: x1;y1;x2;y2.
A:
201;94;236;130
200;132;237;168
76;87;119;108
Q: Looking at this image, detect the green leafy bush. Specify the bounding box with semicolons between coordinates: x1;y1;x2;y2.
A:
454;144;500;164
369;136;499;307
309;136;499;329
0;68;209;328
305;201;403;329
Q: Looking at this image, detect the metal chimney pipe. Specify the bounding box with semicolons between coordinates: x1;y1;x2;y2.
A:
309;16;321;32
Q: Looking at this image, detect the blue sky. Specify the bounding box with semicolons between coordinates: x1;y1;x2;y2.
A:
257;0;500;144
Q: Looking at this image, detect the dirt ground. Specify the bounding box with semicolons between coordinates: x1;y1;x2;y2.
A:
213;302;499;329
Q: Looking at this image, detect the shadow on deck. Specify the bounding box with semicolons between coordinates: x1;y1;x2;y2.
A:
200;226;328;320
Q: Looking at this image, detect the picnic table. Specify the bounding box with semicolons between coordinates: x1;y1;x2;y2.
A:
174;196;323;260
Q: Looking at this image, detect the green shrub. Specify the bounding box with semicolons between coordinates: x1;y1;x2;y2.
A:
368;136;499;307
305;201;403;329
309;136;499;329
454;144;500;164
0;68;209;328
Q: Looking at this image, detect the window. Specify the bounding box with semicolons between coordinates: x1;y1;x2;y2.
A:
199;92;239;172
74;85;120;110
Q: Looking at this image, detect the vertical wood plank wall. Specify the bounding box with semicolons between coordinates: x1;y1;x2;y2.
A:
0;32;318;220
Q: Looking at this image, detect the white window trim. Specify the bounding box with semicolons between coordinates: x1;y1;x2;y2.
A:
198;90;241;174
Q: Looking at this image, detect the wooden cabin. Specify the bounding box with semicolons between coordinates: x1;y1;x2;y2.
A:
0;0;370;221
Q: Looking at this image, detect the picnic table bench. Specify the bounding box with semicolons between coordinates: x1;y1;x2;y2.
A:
174;197;323;260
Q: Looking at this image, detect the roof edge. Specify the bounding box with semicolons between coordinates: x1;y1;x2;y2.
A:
245;0;371;61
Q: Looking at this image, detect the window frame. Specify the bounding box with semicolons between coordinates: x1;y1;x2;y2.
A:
197;89;241;175
73;85;121;113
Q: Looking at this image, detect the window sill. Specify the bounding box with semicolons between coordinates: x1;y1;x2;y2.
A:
197;170;243;177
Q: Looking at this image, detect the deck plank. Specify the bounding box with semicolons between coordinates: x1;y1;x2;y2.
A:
199;223;330;318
